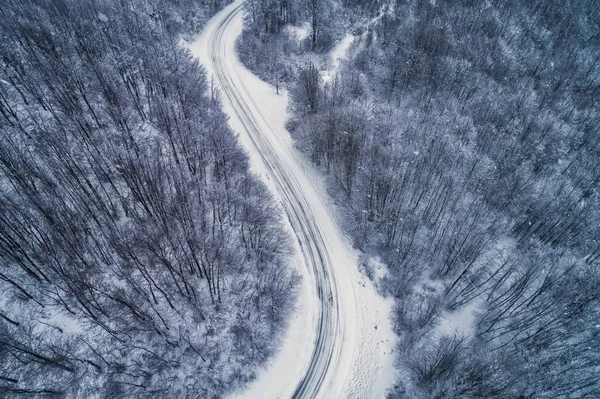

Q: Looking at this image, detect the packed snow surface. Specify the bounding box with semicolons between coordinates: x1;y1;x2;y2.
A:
187;1;396;397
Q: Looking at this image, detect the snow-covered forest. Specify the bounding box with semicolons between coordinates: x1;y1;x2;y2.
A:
239;0;600;397
0;0;299;397
1;0;598;396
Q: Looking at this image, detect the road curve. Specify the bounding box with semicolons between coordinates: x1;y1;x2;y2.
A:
200;2;354;398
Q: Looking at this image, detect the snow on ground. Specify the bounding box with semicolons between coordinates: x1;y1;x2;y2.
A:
344;256;397;398
413;271;480;340
366;256;391;283
186;2;396;397
435;302;480;339
284;22;311;41
330;34;355;71
44;310;83;334
431;237;516;340
0;291;83;336
322;34;355;84
231;25;397;399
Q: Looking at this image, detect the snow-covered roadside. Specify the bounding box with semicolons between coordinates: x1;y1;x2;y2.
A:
310;31;396;399
231;37;398;398
186;1;396;397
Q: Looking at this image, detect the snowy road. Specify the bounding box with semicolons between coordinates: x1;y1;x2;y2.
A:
188;1;396;398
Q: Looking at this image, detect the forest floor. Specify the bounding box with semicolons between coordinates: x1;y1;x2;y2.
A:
187;1;397;397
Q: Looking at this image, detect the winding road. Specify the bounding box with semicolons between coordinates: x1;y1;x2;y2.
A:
188;1;395;397
210;4;347;398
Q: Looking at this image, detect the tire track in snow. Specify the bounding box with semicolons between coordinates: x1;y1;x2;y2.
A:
189;2;396;398
209;6;345;397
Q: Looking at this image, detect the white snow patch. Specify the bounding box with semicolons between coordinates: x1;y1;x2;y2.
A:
44;310;83;334
115;212;133;229
322;34;355;84
496;236;516;254
367;256;390;282
431;237;515;340
284;22;311;41
435;301;480;339
331;34;355;71
414;274;445;295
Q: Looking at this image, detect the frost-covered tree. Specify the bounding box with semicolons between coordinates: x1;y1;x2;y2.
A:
0;0;298;396
239;0;600;395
